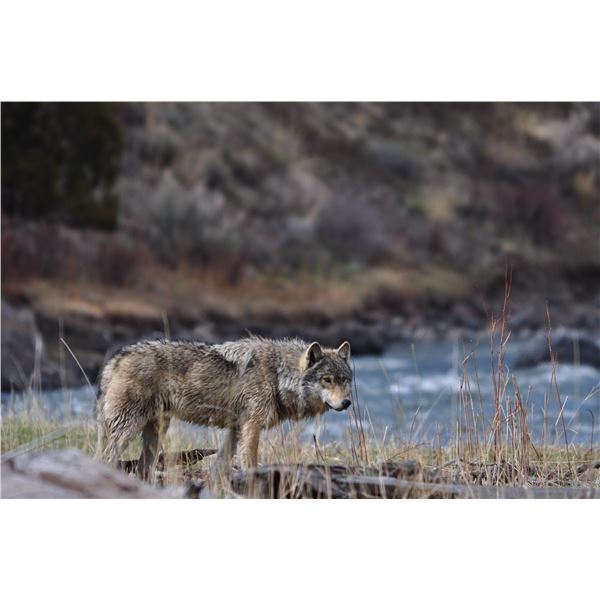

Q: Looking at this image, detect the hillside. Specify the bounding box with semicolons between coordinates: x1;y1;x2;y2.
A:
2;102;600;390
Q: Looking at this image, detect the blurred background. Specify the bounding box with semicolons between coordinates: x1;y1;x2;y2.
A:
2;102;599;442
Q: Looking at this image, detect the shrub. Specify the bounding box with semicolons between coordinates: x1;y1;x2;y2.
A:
316;195;391;265
2;102;123;230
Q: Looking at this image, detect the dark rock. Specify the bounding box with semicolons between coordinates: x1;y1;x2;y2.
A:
1;300;42;390
570;303;600;330
190;322;219;344
0;300;78;390
35;312;114;354
66;348;105;386
319;321;388;355
1;300;106;391
510;305;545;330
514;329;600;369
102;330;166;362
451;303;482;330
210;316;393;355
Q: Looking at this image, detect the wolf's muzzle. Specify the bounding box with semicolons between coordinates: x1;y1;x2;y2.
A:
342;399;351;410
328;399;352;411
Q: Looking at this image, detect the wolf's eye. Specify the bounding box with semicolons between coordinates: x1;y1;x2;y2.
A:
321;376;333;384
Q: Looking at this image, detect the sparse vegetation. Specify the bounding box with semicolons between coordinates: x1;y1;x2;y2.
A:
2;103;123;230
2;400;598;497
3;102;600;308
3;309;598;497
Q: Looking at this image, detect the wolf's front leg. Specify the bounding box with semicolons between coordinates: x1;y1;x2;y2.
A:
211;426;240;483
216;426;240;469
240;420;262;469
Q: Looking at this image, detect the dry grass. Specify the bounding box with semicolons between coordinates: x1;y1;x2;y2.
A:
2;269;598;495
2;397;598;494
13;261;471;329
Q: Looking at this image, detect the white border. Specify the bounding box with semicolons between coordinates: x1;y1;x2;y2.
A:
1;1;599;100
1;500;599;598
2;2;599;598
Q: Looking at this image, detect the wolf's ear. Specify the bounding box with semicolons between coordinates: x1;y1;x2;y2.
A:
337;341;351;364
301;342;324;371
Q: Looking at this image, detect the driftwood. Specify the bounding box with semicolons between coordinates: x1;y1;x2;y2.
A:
227;463;600;499
117;448;217;475
2;450;598;499
576;461;600;475
1;448;178;498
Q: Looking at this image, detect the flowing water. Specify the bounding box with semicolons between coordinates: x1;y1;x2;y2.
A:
345;337;600;446
3;336;599;447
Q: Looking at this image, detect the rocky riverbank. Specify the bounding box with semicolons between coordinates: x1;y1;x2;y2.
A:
3;294;599;392
0;296;427;391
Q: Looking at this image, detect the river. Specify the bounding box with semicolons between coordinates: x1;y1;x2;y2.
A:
2;336;599;447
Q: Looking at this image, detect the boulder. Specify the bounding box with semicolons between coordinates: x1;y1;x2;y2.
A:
317;320;389;355
1;299;98;391
1;300;45;391
510;305;545;330
451;302;483;330
514;329;600;369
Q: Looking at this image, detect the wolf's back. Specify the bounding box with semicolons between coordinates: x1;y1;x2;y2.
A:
96;339;213;401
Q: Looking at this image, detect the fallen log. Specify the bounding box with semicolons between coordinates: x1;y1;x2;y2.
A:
3;451;598;499
576;461;600;475
228;464;600;499
231;464;352;499
117;448;217;474
1;448;179;498
339;476;600;499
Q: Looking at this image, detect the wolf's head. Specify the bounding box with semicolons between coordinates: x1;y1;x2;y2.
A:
299;341;353;412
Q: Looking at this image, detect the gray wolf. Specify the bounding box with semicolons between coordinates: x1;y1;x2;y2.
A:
95;336;353;479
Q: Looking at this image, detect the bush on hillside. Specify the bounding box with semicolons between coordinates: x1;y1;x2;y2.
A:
2;103;123;230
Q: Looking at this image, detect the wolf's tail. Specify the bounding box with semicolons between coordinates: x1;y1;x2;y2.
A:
94;362;111;461
95;390;109;461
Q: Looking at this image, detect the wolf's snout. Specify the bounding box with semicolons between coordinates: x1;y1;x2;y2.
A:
342;399;351;410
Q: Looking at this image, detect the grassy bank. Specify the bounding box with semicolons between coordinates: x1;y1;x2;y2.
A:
2;406;598;494
2;279;599;496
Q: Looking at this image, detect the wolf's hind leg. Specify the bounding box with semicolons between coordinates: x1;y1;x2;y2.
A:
103;427;138;468
137;414;170;482
138;420;160;481
102;412;146;468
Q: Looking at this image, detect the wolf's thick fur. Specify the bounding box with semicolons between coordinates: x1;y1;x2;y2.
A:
96;336;352;478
